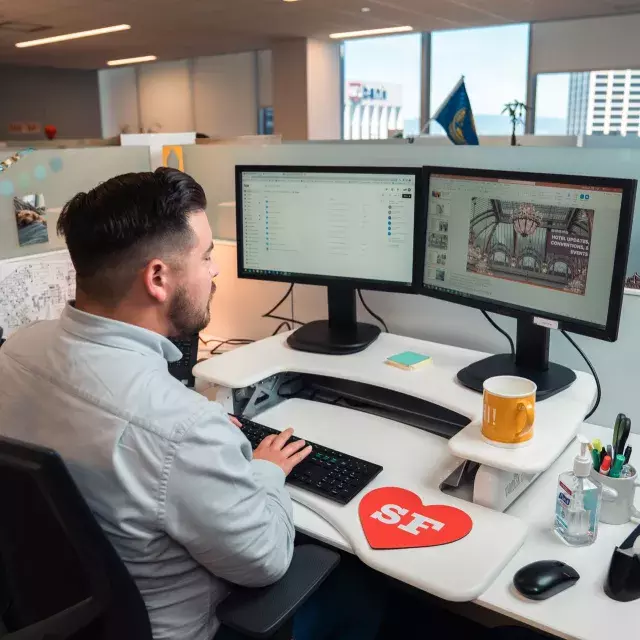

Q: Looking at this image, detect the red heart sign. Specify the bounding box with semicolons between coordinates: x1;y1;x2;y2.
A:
359;487;473;550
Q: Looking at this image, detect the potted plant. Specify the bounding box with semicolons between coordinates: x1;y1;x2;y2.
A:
502;100;531;146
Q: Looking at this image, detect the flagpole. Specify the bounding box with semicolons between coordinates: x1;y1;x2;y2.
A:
431;75;465;122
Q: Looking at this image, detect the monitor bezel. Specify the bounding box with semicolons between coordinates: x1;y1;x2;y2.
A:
235;165;425;293
420;166;636;342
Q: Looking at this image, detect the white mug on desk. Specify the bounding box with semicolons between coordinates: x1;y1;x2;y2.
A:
591;466;640;525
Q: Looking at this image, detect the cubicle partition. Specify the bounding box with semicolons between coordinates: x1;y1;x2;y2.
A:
0;146;151;338
0;146;151;261
181;142;640;430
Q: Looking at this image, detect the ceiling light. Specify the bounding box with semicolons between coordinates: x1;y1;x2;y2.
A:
107;55;157;66
15;24;130;48
330;25;413;39
361;7;371;12
282;0;299;2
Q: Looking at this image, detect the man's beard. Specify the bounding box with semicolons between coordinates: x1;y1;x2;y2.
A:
168;283;215;337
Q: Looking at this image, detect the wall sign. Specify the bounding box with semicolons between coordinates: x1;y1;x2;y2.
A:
359;487;473;550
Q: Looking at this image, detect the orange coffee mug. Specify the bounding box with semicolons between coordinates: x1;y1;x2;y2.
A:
482;376;536;447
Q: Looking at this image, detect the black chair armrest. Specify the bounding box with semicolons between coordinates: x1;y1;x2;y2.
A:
217;545;340;639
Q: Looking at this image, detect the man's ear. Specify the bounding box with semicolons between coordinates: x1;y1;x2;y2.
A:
142;259;170;303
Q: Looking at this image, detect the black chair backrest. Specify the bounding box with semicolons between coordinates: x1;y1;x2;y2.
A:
0;435;153;640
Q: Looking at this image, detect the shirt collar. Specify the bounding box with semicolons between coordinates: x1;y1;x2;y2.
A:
60;304;183;363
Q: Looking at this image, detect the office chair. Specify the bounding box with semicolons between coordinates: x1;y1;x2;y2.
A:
0;435;339;640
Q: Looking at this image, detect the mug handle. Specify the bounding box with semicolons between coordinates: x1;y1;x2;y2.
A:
516;402;535;437
630;479;640;523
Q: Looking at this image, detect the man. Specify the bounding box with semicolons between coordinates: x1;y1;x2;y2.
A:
0;168;315;640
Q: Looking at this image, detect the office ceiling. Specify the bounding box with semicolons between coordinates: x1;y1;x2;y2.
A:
0;0;637;69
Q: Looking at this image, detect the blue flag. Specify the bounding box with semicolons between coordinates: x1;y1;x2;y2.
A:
433;77;479;145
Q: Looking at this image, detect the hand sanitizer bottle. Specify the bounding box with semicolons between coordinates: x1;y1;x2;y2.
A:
555;435;603;546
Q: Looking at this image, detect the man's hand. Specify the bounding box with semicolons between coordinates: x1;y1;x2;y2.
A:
229;415;242;429
253;428;312;475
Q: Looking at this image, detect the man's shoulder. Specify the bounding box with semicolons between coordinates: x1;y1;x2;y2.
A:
4;319;56;343
2;319;60;358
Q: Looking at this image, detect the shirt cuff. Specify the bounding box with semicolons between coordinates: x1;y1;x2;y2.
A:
251;459;286;487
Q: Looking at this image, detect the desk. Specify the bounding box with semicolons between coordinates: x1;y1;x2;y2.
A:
286;417;640;640
194;334;627;640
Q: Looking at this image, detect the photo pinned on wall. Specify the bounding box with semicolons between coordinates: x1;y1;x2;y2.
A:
14;194;49;247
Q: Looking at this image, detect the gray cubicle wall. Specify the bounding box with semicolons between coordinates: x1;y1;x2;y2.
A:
182;143;640;430
0;147;151;262
182;143;640;279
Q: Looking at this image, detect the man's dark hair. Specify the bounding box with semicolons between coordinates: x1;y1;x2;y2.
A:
57;167;206;303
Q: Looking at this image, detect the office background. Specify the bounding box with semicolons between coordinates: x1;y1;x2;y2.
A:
3;3;640;430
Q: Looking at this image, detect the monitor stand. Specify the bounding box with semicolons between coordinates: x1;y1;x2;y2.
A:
457;320;576;401
287;284;381;355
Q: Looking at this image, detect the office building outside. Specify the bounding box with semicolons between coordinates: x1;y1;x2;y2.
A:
566;70;640;136
343;81;404;140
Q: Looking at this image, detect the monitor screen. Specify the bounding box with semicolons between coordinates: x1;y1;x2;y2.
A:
423;170;627;330
237;168;418;287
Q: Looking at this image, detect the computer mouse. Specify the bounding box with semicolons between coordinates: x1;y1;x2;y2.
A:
513;560;580;600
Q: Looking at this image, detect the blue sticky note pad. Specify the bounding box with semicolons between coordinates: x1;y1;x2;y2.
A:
386;351;432;370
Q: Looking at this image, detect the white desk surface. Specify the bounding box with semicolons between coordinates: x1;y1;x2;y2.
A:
195;335;629;639
285;417;640;640
257;399;527;603
194;332;596;474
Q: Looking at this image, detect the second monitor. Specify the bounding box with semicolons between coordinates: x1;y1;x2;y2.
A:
236;166;424;354
422;166;636;399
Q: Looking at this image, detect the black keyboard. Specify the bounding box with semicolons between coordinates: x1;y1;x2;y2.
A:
238;416;383;505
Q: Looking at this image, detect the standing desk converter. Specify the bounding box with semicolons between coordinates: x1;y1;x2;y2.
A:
194;332;597;608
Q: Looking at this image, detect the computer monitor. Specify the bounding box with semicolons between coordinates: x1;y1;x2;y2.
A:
422;166;636;399
236;165;424;354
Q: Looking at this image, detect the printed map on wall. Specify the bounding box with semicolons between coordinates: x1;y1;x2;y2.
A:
0;250;75;336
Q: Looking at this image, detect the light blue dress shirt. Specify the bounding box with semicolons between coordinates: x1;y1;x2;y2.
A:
0;305;295;640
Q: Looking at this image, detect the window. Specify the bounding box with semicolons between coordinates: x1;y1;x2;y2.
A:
535;73;570;134
429;24;529;136
536;69;640;136
343;33;422;139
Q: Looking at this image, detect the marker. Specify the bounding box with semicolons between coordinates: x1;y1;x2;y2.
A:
607;444;613;460
592;438;603;453
600;455;612;476
591;447;601;471
611;454;625;479
624;445;633;465
601;447;607;466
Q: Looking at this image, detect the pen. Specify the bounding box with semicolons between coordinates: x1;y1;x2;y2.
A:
624;445;633;465
607;444;613;460
600;455;612;476
613;414;624;456
611;454;625;478
618;418;631;458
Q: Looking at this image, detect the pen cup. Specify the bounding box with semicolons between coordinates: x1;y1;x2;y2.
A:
591;466;640;525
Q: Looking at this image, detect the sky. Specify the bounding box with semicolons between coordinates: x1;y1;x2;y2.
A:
343;24;570;126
